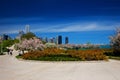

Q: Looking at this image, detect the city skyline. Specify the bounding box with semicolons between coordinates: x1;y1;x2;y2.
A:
0;0;120;44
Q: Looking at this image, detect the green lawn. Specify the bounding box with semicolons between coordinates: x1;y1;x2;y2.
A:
16;55;22;59
109;56;120;60
17;54;82;61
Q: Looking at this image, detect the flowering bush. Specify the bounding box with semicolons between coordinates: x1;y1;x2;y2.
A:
15;37;45;50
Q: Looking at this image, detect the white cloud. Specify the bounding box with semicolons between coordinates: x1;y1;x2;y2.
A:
0;22;117;34
32;22;115;32
58;23;97;32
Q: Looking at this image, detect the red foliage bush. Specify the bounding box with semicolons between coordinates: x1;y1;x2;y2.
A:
22;48;108;61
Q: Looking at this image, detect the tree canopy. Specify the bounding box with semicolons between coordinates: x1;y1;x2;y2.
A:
21;32;36;40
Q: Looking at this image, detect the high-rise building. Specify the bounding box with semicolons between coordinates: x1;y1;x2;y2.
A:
65;37;69;44
16;30;24;39
58;35;62;44
49;37;56;43
19;30;24;37
25;25;30;33
45;37;48;43
53;37;56;43
2;34;9;40
56;36;58;44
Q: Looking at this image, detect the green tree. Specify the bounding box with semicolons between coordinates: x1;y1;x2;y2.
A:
0;39;19;53
21;32;36;40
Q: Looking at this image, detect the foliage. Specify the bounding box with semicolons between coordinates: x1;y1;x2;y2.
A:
110;28;120;56
15;37;44;50
67;49;107;61
109;56;120;60
103;49;114;56
45;43;57;48
23;54;80;61
16;55;22;59
21;32;36;40
21;48;108;61
0;39;19;52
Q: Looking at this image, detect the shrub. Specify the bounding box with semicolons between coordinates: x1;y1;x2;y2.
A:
21;48;108;61
68;49;107;61
103;49;114;56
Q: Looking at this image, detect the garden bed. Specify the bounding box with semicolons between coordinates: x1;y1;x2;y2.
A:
17;48;108;61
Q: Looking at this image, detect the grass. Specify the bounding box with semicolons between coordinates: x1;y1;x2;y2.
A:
16;55;22;59
23;54;82;61
108;56;120;60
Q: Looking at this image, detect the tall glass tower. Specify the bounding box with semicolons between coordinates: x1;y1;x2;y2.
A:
58;35;62;44
65;37;69;44
25;25;30;33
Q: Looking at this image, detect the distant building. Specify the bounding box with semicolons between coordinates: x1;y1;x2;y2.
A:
65;37;69;44
3;34;8;40
25;25;30;33
56;36;58;44
45;37;48;43
58;35;62;44
53;37;56;43
2;34;9;40
0;34;11;41
50;38;54;43
50;37;56;43
16;30;24;39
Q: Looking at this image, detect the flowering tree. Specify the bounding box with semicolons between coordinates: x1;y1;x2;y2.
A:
110;28;120;56
15;37;45;51
110;28;120;49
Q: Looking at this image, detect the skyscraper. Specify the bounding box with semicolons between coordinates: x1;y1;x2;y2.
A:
65;37;69;44
16;30;24;40
45;37;48;43
25;25;30;33
58;35;62;44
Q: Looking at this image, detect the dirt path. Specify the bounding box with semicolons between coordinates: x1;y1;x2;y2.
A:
0;51;120;80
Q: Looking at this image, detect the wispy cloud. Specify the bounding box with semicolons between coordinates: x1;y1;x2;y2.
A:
32;22;116;33
0;21;118;34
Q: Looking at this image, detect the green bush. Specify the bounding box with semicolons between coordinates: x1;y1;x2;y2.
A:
0;39;19;52
21;32;36;40
103;49;120;57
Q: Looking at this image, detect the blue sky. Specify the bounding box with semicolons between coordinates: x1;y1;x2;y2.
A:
0;0;120;44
